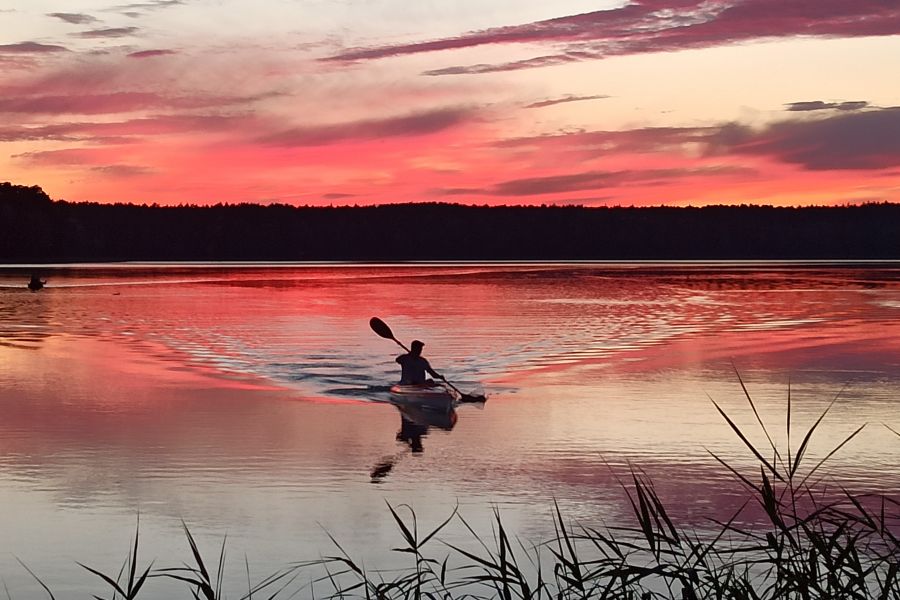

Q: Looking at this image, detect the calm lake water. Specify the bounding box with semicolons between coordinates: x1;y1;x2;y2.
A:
1;263;899;598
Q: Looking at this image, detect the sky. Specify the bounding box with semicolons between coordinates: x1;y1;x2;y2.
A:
1;0;899;207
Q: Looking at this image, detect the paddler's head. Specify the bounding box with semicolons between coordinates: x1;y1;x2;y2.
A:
411;340;424;356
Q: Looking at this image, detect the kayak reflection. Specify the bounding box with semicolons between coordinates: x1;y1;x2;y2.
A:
370;398;458;482
396;401;458;452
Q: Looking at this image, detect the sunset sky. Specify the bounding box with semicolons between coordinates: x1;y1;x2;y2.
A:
2;0;899;207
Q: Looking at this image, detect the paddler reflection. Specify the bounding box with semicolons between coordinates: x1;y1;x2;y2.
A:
370;402;457;482
396;403;457;452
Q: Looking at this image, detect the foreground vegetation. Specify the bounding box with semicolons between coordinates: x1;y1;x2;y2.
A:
14;380;900;599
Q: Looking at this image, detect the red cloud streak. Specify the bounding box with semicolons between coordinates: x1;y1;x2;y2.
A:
326;0;900;73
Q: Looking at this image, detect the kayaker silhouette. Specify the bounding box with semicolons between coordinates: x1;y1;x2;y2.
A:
396;340;442;385
371;317;486;402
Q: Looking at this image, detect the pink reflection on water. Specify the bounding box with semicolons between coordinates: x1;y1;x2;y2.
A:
0;264;898;595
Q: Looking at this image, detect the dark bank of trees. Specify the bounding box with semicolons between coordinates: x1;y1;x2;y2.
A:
1;182;899;261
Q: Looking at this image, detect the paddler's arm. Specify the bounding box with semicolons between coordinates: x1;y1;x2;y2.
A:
424;359;442;380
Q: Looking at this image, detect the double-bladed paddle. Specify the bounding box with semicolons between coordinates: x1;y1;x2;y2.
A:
369;317;487;403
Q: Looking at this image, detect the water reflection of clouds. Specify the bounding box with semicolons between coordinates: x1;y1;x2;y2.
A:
0;290;54;350
734;317;826;330
3;263;900;596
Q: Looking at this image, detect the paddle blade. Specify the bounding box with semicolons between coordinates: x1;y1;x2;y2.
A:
369;317;395;340
460;394;487;404
459;383;486;404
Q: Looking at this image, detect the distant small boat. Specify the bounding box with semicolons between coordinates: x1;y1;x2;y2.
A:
27;275;46;292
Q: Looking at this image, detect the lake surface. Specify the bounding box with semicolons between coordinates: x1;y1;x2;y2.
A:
1;263;899;598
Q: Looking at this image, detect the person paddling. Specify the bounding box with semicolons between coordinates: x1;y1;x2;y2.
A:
371;317;487;402
396;340;442;385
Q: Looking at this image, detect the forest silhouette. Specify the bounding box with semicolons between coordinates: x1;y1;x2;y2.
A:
2;182;898;261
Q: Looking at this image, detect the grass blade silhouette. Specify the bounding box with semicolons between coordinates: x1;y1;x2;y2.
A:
15;558;56;600
791;385;847;480
709;396;783;481
733;364;782;466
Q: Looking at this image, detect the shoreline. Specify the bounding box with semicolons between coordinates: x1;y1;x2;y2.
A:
4;258;900;268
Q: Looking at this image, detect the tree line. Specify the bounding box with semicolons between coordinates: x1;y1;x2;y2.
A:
2;182;898;261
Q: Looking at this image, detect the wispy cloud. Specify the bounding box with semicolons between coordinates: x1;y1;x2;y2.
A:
127;49;176;58
0;92;163;114
424;52;594;76
260;107;475;147
13;150;155;179
484;166;752;196
525;94;610;109
76;27;140;39
785;100;870;112
326;0;900;74
47;12;99;25
13;148;103;166
434;187;480;196
91;164;154;177
0;90;270;115
122;0;184;8
0;41;69;53
0;114;246;143
107;0;184;14
497;126;721;155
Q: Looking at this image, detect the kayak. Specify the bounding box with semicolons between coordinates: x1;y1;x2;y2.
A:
389;383;459;409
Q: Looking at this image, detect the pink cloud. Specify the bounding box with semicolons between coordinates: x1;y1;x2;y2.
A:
13;148;109;166
0;88;274;115
13;147;153;180
447;166;754;197
785;100;870;112
325;0;900;73
127;49;177;58
260;107;477;147
0;92;164;114
497;126;722;155
91;164;154;177
76;27;141;38
0;54;284;121
525;94;610;109
112;0;184;13
0;41;69;53
424;52;593;76
0;114;249;144
47;12;99;25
